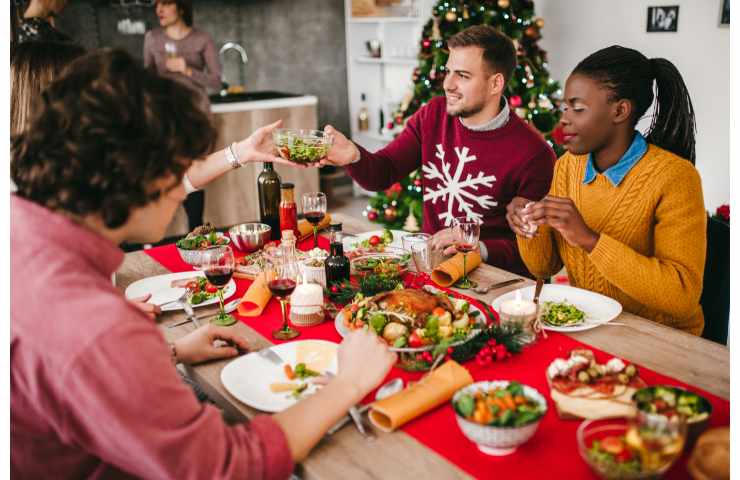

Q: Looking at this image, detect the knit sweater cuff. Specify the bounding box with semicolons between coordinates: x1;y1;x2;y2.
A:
588;233;621;272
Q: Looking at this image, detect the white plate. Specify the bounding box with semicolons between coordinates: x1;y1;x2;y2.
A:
124;271;236;312
343;229;408;251
334;285;486;352
491;284;622;332
221;340;339;412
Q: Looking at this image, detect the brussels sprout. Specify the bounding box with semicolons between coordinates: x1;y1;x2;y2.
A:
382;228;394;245
368;313;387;335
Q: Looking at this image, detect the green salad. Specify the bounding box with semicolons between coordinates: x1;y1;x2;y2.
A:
541;301;585;326
276;136;331;164
633;386;711;422
176;230;229;250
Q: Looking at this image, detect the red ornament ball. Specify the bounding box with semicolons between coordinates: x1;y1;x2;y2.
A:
422;39;431;49
509;95;523;108
414;179;422;187
330;285;339;293
367;210;379;221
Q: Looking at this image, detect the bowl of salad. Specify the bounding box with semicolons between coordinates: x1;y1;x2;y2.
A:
632;386;712;443
578;417;686;479
273;128;333;165
540;301;586;327
349;248;411;278
452;380;547;456
176;224;231;268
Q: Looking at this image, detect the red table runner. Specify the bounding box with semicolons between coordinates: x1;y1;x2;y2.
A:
145;241;728;480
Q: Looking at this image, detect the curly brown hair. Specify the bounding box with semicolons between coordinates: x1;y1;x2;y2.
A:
11;48;216;229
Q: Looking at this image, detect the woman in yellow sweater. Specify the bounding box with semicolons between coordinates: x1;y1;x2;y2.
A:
506;46;706;335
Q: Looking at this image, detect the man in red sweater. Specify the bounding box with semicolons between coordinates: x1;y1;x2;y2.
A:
323;25;555;276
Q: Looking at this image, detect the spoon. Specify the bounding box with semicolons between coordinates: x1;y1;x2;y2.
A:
326;377;404;435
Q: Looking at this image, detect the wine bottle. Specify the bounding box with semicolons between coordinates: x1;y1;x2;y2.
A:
325;224;350;284
358;93;369;132
257;162;281;240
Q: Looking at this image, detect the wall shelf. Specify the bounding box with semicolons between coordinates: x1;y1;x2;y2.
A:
349;16;421;24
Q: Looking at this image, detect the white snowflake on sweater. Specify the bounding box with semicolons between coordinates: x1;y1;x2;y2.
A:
422;144;497;226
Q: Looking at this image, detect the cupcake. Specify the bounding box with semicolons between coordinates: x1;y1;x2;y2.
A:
290;280;325;326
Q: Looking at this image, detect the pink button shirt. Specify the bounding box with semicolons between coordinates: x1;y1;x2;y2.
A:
11;196;294;479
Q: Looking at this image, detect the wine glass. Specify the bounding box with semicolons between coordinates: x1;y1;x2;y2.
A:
453;216;481;289
302;192;327;249
201;246;236;326
164;41;178;59
266;257;301;340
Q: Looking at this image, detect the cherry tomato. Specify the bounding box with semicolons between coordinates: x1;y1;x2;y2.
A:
368;235;381;246
205;283;218;293
185;280;199;292
408;332;424;348
600;436;624;455
615;448;633;463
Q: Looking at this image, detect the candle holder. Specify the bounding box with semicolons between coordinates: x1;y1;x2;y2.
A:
499;293;538;344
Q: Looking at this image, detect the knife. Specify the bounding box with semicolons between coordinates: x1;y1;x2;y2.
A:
532;278;547;339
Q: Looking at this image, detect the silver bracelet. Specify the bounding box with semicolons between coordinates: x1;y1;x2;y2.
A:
225;142;241;169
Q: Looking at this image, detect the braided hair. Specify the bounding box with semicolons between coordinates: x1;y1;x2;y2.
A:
573;45;696;164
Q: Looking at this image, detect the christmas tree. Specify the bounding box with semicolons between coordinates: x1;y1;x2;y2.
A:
364;0;563;231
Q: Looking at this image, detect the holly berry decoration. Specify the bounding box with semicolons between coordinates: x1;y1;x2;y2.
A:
475;339;512;366
330;285;339;293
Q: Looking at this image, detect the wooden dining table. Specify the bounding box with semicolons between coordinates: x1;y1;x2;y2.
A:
115;212;730;480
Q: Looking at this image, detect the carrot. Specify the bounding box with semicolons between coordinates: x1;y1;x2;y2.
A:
432;307;447;317
493;397;508;411
284;364;295;380
514;395;527;406
503;393;516;410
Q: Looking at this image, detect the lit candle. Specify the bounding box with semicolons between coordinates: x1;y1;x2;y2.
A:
499;290;537;343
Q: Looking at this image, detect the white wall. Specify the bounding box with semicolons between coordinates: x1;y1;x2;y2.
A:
536;0;730;211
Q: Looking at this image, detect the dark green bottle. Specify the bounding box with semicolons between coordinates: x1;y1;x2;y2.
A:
257;162;281;240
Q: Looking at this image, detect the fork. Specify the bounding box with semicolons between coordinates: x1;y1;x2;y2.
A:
257;347;284;365
160;287;192;309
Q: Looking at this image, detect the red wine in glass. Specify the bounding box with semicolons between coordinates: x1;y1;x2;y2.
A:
304;211;325;226
268;278;297;299
205;267;234;287
456;242;476;253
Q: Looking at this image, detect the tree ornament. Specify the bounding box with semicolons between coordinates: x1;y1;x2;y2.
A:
432;15;442;41
429;61;437;80
384;207;398;222
422;38;431;49
515;108;528;118
414;178;422;187
509;95;522;108
445;10;457;22
403;213;420;232
528;100;536;109
498;0;510;8
538;96;553;109
463;5;470;19
535;17;545;28
367;210;379;221
525;26;540;39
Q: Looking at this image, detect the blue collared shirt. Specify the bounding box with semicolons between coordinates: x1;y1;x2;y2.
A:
583;132;648;186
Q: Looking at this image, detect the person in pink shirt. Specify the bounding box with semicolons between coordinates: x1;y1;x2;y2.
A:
321;26;556;277
11;48;396;479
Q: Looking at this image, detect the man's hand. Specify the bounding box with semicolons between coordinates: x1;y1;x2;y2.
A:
173;324;250;365
165;56;188;74
318;125;361;167
506;196;536;238
128;294;161;321
335;329;396;400
525;196;599;252
430;227;481;256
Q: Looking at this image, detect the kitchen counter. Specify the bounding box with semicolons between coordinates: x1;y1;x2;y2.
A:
210;95;318;114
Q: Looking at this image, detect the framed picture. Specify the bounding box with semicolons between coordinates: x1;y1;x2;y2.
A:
720;0;730;25
646;6;679;32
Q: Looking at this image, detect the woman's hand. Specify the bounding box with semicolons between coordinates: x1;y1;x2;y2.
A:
525;196;600;252
234;120;308;167
506;196;536;238
165;56;188;75
335;329;396;400
173;324;250;365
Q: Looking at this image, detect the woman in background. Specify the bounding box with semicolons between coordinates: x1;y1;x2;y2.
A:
507;45;706;335
144;0;222;230
15;0;71;43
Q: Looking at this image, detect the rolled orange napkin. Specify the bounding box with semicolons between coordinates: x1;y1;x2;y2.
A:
237;272;272;317
297;214;332;242
368;360;473;432
431;251;482;287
